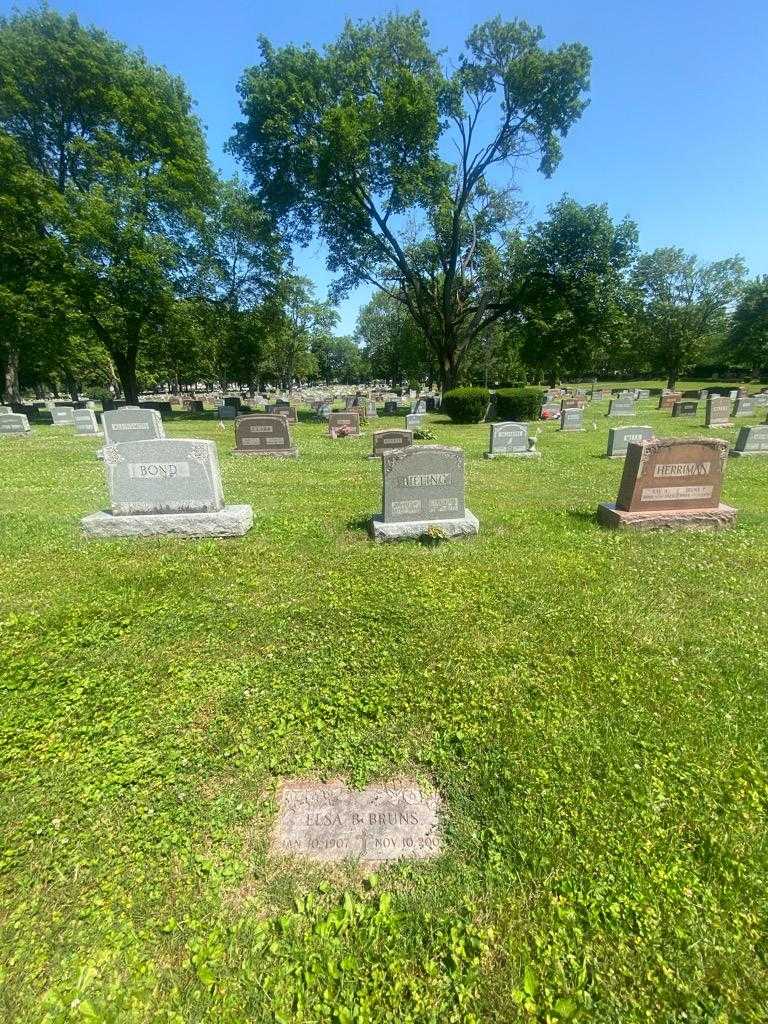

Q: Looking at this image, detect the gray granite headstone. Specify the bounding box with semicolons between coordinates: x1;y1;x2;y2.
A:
731;424;768;456
217;404;238;420
636;389;651;400
102;407;164;445
234;414;296;457
607;397;635;417
0;413;31;435
606;425;653;458
73;409;101;436
705;395;731;427
51;406;75;426
81;438;252;538
485;421;539;458
405;413;424;431
733;397;755;418
560;408;584;431
372;428;413;457
0;405;11;415
672;400;699;417
384;400;398;416
272;779;441;863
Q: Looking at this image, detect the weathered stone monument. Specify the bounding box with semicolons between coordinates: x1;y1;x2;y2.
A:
658;391;682;410
234;414;297;457
405;413;424;431
606;425;654;459
370;429;413;458
328;411;361;436
597;437;735;530
731;424;768;456
0;412;31;436
484;422;540;459
102;407;165;445
369;445;479;541
559;408;584;432
383;400;399;416
705;395;732;428
271;779;441;863
81;438;252;538
73;409;101;436
607;396;635;417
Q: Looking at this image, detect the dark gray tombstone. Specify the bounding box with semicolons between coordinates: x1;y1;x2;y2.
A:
731;424;768;456
371;428;413;458
217;404;238;421
672;400;699;417
606;425;653;459
384;400;399;416
234;414;297;457
485;422;540;459
81;438;252;538
276;406;298;425
369;444;479;541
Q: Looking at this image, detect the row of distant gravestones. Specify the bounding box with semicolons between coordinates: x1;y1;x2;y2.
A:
0;403;759;540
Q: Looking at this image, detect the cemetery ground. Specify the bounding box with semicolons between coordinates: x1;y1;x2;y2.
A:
1;386;768;1023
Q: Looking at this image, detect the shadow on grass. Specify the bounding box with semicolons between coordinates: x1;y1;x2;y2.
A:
567;508;600;526
346;515;372;536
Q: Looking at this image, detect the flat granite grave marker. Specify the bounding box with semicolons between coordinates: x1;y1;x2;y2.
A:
705;395;732;428
371;428;413;458
81;438;252;538
606;425;654;459
272;779;442;863
0;413;31;436
102;407;165;445
234;414;297;457
731;424;768;456
672;400;699;417
607;397;636;417
560;408;584;432
485;422;540;459
73;409;101;436
598;437;736;530
369;444;479;541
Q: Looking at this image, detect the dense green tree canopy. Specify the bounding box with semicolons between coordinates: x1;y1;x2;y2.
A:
727;276;768;374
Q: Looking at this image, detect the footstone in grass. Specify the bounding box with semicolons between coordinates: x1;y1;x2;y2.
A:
598;437;736;531
731;425;768;456
606;425;654;459
0;412;31;435
370;428;412;459
81;438;251;538
272;779;442;863
369;444;479;542
485;421;540;459
234;414;297;458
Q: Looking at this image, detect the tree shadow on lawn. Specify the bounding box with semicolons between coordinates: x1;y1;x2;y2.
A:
567;508;600;527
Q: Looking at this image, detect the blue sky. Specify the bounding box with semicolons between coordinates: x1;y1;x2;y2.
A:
7;0;768;333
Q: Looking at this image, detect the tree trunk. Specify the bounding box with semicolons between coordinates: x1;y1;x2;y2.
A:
112;346;140;404
439;348;461;392
667;373;678;389
3;347;21;403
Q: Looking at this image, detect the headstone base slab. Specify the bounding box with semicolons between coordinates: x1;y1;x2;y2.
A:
597;502;736;532
706;424;732;429
81;504;253;539
231;447;297;458
369;510;479;542
729;449;768;457
484;450;541;459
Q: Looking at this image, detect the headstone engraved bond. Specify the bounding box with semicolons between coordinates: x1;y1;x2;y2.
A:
597;437;736;530
272;780;441;863
560;408;584;432
485;421;540;459
234;414;297;457
733;397;755;418
369;444;479;541
606;425;654;459
731;424;768;456
328;411;361;436
0;412;31;436
102;407;165;445
371;429;413;459
51;406;75;426
705;395;732;428
81;438;252;538
73;409;101;436
672;400;699;417
607;397;636;417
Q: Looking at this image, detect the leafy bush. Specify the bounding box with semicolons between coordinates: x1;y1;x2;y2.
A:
494;387;547;421
441;387;490;423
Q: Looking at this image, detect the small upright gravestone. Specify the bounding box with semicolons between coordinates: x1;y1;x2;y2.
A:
484;422;540;459
607;396;635;417
217;403;238;421
81;438;252;538
658;391;682;410
73;409;101;436
234;414;297;457
672;400;699;417
383;400;399;416
541;401;561;419
369;445;479;542
560;408;584;432
328;411;361;437
405;413;424;431
733;397;755;418
0;405;11;415
597;437;735;530
102;407;165;445
606;425;654;459
371;429;413;459
0;412;31;436
705;395;732;428
276;406;298;425
51;406;75;427
731;425;768;456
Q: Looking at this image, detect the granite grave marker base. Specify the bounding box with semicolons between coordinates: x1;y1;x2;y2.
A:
597;502;737;531
369;509;480;542
271;779;442;863
81;505;253;538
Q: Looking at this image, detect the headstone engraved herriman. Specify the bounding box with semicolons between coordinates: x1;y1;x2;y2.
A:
370;428;413;459
597;437;736;530
560;408;584;432
102;407;165;445
606;425;654;459
234;414;297;457
272;779;441;863
705;395;732;428
81;438;252;538
607;397;636;418
369;444;479;541
73;409;101;436
0;412;31;436
731;424;768;456
485;422;540;459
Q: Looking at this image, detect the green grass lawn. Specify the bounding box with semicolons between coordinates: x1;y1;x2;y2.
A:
2;389;768;1023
